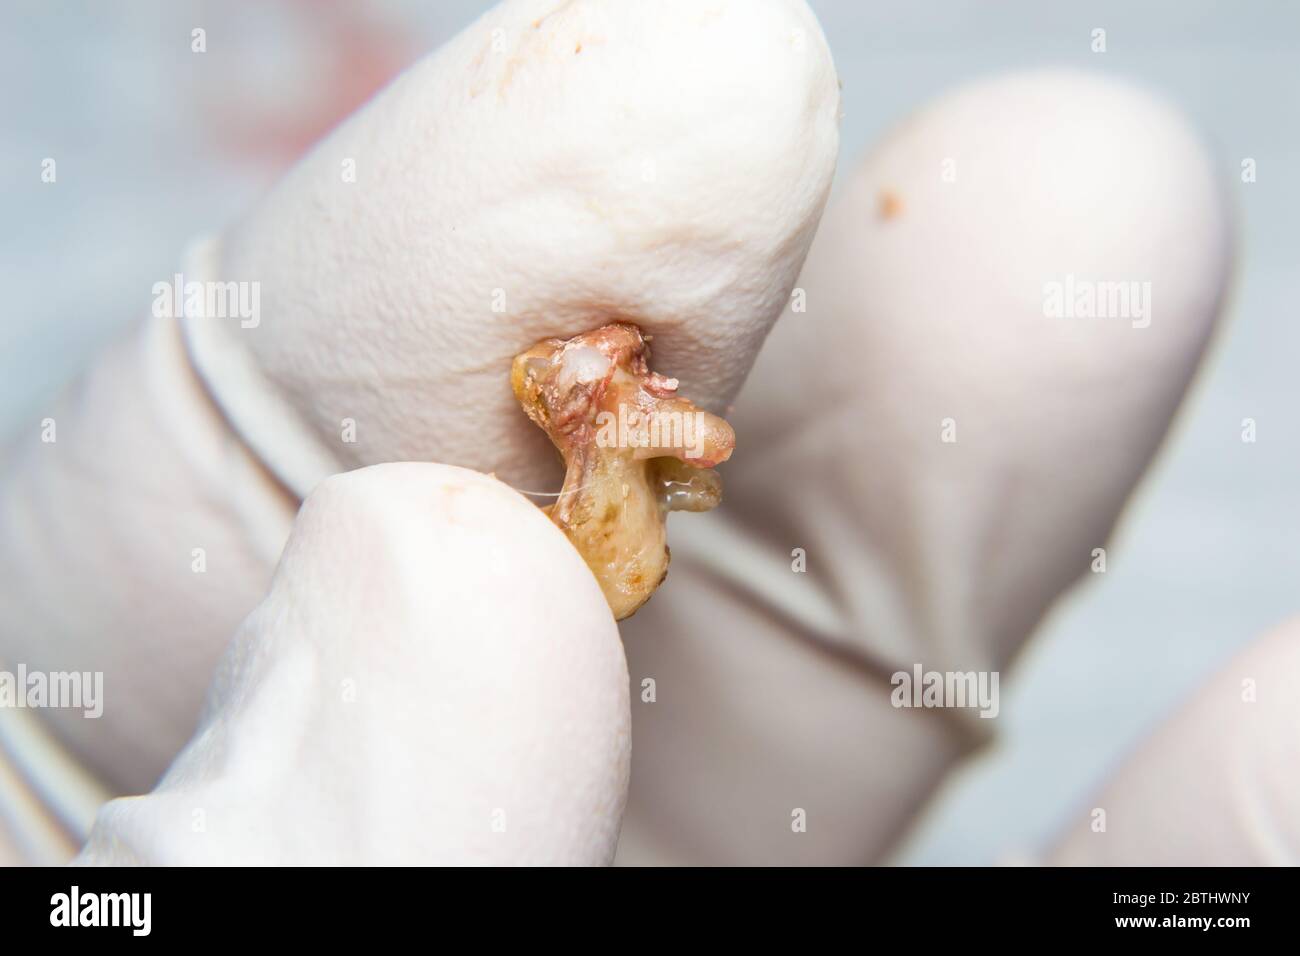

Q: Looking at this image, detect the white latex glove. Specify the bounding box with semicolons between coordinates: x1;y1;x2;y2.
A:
615;69;1235;865
1;11;1259;868
1047;616;1300;866
75;463;629;865
0;0;839;857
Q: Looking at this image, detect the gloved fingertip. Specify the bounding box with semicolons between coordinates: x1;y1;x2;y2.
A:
80;462;630;865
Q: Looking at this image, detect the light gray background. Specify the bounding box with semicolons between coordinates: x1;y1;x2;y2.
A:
2;1;1296;864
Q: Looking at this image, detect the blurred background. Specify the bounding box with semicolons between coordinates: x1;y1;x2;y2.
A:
1;0;1296;864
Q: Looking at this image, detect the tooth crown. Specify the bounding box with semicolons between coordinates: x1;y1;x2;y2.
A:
512;323;735;619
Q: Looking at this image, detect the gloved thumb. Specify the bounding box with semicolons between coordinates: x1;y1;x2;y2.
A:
75;463;629;865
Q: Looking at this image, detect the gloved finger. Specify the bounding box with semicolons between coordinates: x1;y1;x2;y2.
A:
0;700;112;865
187;0;841;498
76;463;629;865
1046;617;1300;865
0;317;296;806
616;69;1234;864
0;0;838;805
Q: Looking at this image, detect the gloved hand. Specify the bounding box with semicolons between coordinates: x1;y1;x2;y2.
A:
1046;616;1300;866
0;5;1263;869
76;463;630;865
0;0;839;862
614;69;1235;865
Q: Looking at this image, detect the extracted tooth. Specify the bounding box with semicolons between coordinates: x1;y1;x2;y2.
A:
511;323;735;620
